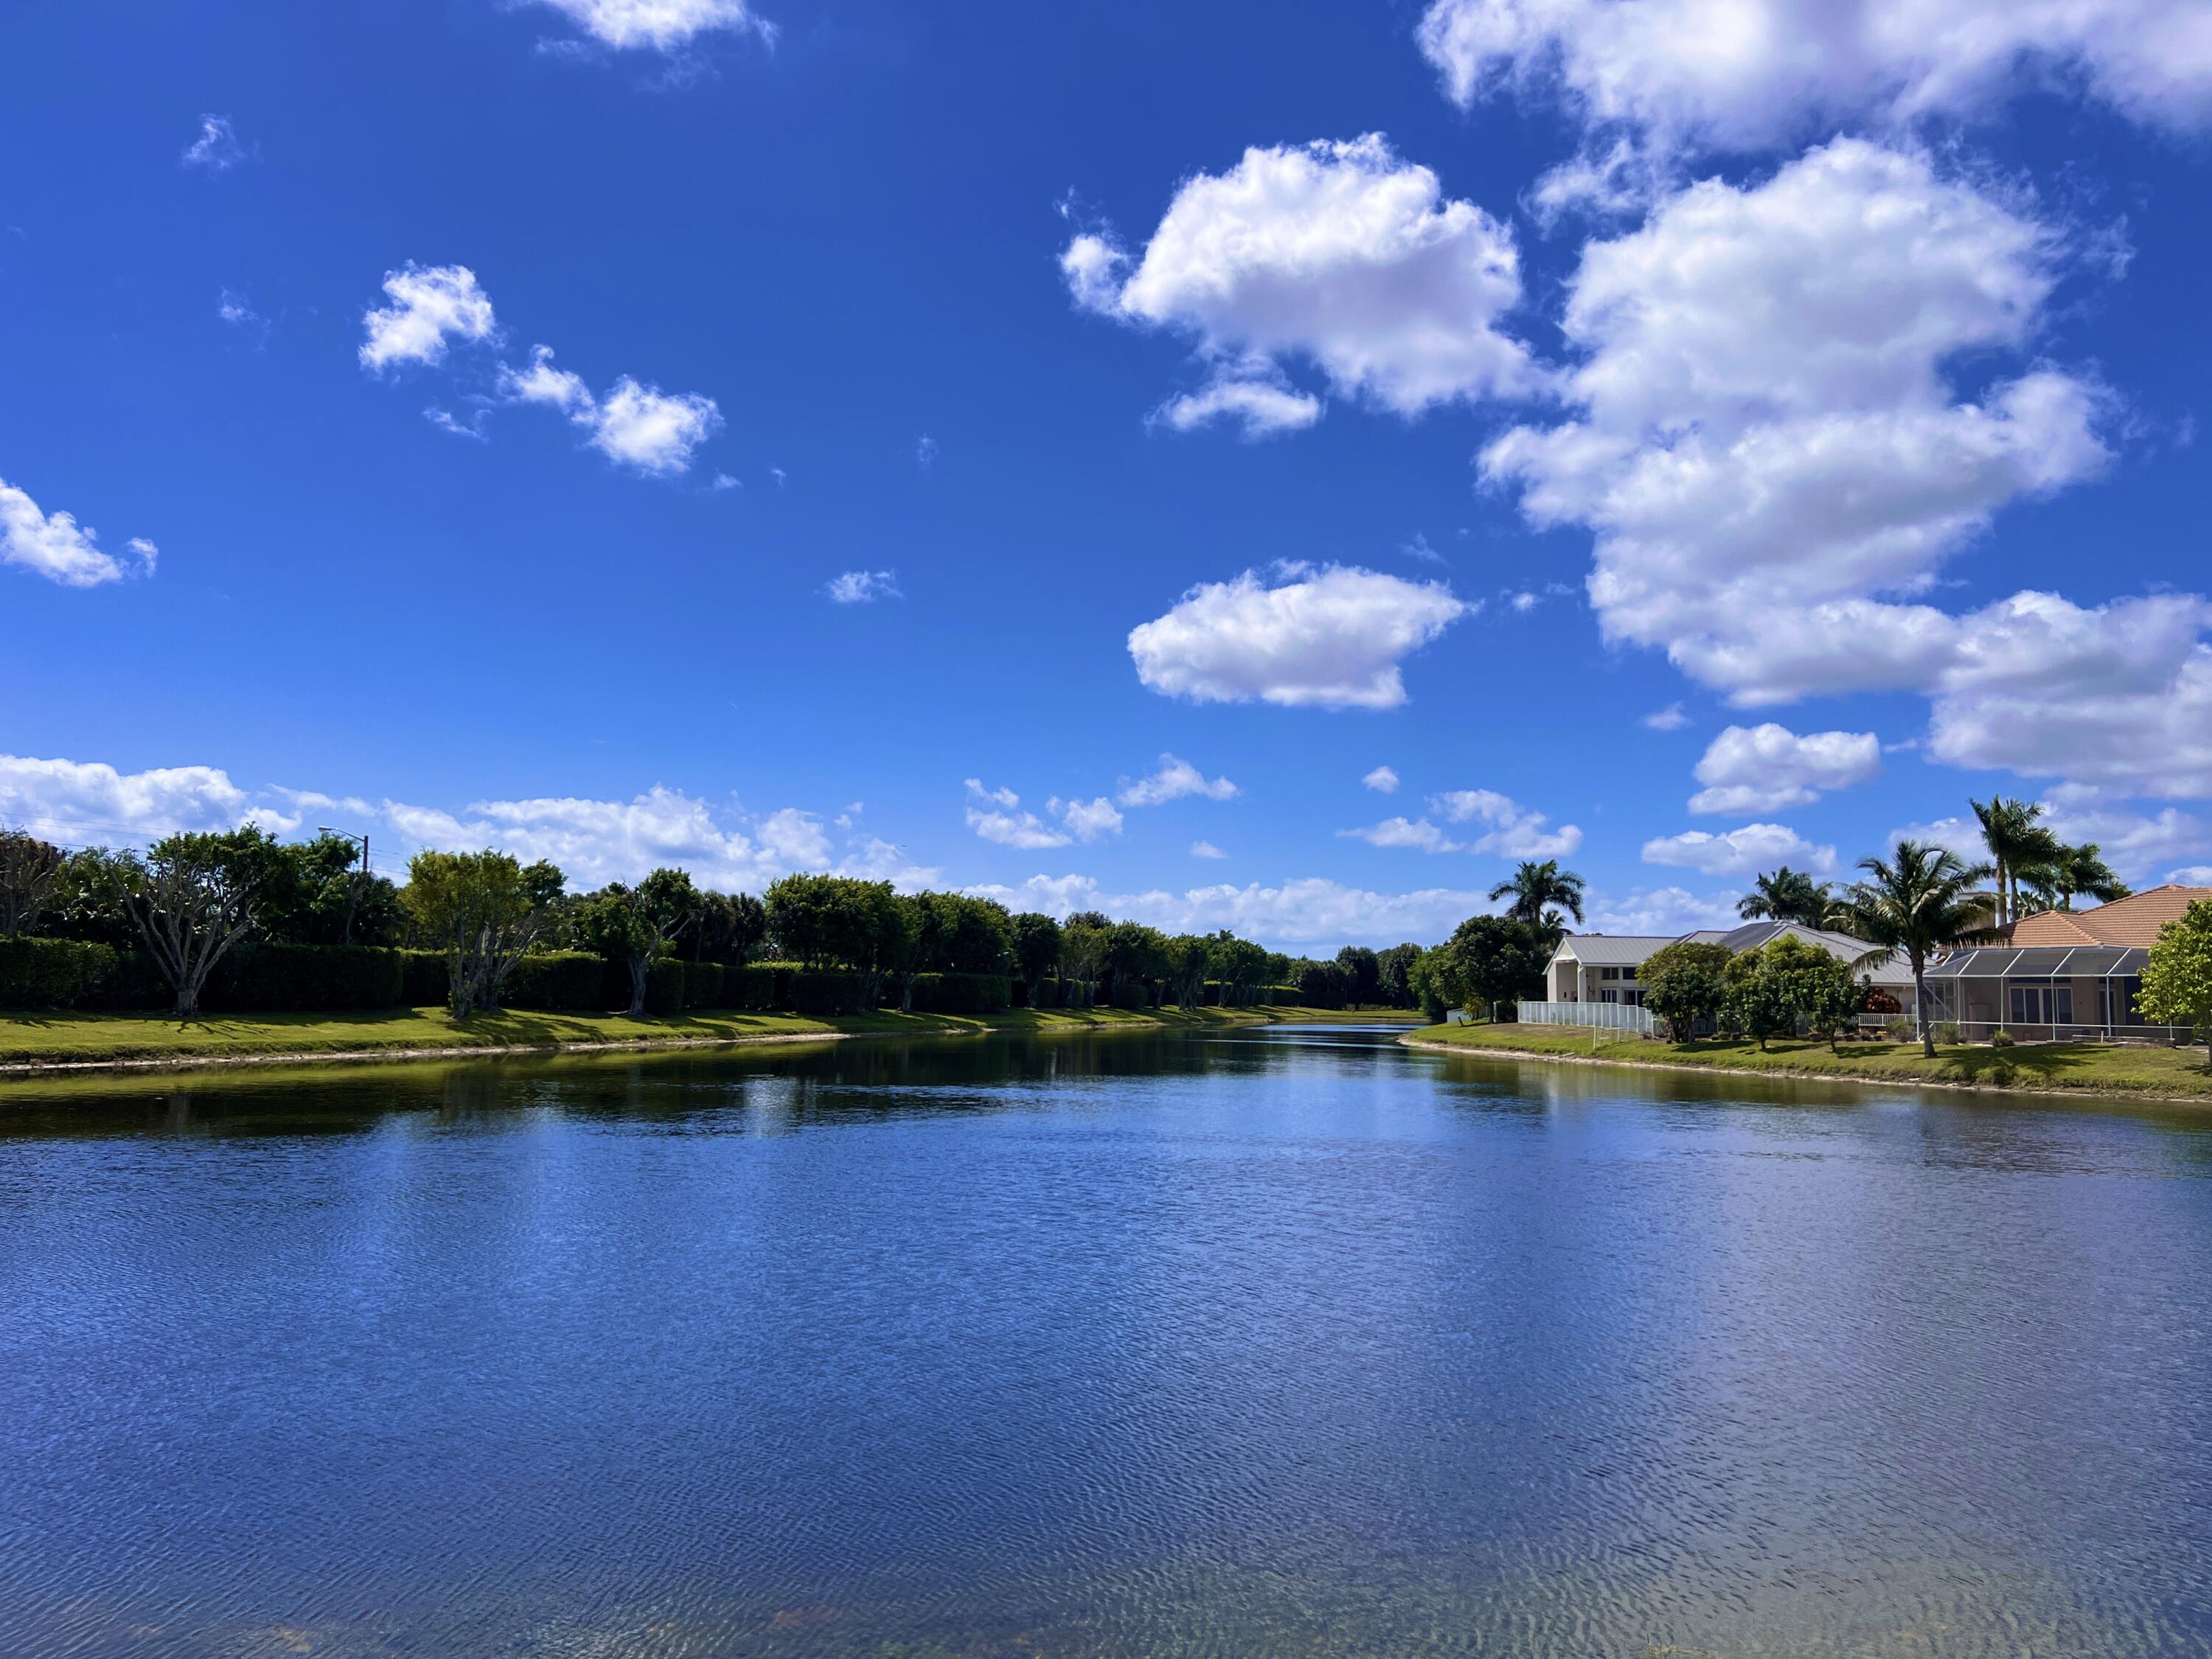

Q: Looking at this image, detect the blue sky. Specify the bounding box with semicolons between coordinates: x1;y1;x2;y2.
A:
3;0;2208;946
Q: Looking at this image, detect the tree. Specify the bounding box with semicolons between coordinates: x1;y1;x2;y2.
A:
1375;942;1423;1009
1102;922;1169;1005
113;830;270;1020
1334;945;1380;1009
1827;841;1994;1057
1163;933;1211;1009
1640;940;1733;1042
1206;931;1269;1007
577;869;700;1017
692;891;768;964
1971;796;2061;928
403;850;566;1018
1060;911;1110;1006
1431;915;1549;1020
2137;900;2212;1065
0;830;63;938
1722;935;1862;1051
1288;956;1349;1008
1486;860;1586;947
1009;912;1062;1005
2042;843;2130;912
1736;866;1833;927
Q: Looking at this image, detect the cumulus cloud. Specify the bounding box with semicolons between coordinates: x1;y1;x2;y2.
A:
1128;563;1471;710
964;780;1066;849
964;872;1500;947
1643;821;1837;876
824;569;902;605
1065;134;1543;427
526;0;773;51
1643;703;1689;731
360;264;498;372
0;755;250;844
1153;374;1324;439
1416;0;2212;156
498;345;723;476
1581;883;1747;936
1190;840;1227;859
2035;784;2211;884
0;479;157;588
1054;796;1125;843
1363;765;1402;793
1432;788;1584;857
1484;140;2110;706
1342;815;1463;854
181;115;246;173
1688;723;1881;815
1119;754;1239;808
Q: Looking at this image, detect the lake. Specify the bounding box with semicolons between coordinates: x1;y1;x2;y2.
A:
3;1023;2210;1658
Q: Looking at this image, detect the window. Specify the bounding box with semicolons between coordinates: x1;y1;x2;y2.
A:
1621;966;1637;981
2112;976;2144;1026
2008;981;2073;1026
1599;990;1618;1004
1600;966;1619;981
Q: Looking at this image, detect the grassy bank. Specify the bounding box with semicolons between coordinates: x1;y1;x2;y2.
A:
1403;1020;2212;1102
0;1002;1314;1074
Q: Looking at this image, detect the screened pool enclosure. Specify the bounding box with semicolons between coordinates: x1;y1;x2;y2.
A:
1921;946;2191;1044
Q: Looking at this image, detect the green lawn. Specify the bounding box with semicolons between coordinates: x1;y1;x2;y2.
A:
1403;1020;2212;1101
0;1001;1288;1071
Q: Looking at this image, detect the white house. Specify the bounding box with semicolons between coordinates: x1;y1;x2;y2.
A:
1543;921;1920;1014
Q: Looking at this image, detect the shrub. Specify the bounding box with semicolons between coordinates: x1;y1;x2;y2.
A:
1641;940;1733;1042
683;961;726;1010
1884;1015;1916;1042
0;936;120;1009
1990;1028;2017;1048
504;951;606;1012
727;964;785;1012
789;970;870;1016
1933;1020;1963;1044
202;944;406;1012
904;971;1013;1015
1110;978;1150;1010
401;950;451;1009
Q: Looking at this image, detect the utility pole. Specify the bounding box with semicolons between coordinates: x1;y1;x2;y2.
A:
319;827;370;946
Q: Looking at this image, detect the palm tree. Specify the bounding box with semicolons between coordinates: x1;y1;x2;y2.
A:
1736;866;1833;927
1969;796;2062;928
2050;842;2129;911
1827;841;1996;1058
1487;859;1586;942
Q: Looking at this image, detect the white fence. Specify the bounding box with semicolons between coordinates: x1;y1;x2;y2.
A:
1515;1001;1663;1037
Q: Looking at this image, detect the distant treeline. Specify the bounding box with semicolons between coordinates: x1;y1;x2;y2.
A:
0;827;1434;1020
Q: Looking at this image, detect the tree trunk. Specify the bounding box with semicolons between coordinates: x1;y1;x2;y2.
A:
628;956;649;1018
1915;960;1935;1059
900;973;914;1014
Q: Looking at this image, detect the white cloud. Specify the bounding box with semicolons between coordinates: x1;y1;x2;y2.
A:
1128;563;1471;710
1154;375;1324;439
497;346;723;476
1119;754;1239;807
2169;866;2212;886
836;834;939;891
1688;723;1881;815
964;872;1498;947
1581;883;1747;936
824;569;902;605
425;406;491;442
917;434;939;470
2037;784;2211;883
526;0;773;51
1643;821;1836;876
1885;814;1991;865
181;115;246;173
1342;815;1462;853
964;779;1068;849
1190;840;1227;859
0;755;250;844
1065;134;1543;425
360;264;497;372
1052;796;1125;843
587;378;722;474
0;478;153;588
1431;789;1583;857
1481;139;2157;755
1643;703;1689;731
1417;0;2212;155
1363;765;1402;793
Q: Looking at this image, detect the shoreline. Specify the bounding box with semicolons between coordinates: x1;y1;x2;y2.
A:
0;1005;1414;1082
1397;1033;2212;1109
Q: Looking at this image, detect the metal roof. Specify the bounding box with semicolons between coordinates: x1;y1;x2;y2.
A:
1552;934;1677;965
1927;945;2150;979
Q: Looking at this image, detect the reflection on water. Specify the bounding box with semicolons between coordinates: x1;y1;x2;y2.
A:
3;1026;2211;1657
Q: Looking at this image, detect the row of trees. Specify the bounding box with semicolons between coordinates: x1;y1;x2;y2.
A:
0;826;1439;1023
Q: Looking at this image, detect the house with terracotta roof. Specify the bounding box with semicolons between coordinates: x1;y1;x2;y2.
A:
1924;886;2211;1041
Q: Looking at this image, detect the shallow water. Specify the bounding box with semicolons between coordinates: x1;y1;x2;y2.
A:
2;1024;2210;1658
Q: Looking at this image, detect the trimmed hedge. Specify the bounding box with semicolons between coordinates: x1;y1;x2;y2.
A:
683;961;726;1009
727;964;785;1012
906;971;1012;1015
402;950;450;1008
0;936;122;1009
790;970;871;1016
202;945;406;1012
504;951;605;1012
